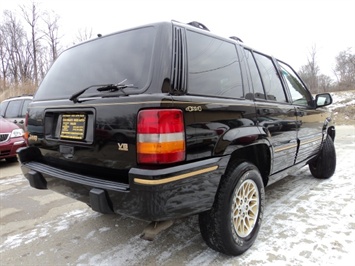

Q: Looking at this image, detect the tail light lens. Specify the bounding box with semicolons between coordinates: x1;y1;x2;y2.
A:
24;112;29;143
137;109;185;164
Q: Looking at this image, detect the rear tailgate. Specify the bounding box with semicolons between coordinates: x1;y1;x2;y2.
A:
26;96;174;183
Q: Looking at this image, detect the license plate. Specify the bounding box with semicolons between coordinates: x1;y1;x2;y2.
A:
60;114;86;140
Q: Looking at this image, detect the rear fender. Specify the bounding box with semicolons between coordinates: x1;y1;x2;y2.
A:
223;141;271;187
214;126;267;155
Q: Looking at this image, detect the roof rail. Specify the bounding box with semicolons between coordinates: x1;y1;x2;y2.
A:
229;36;243;43
187;21;210;31
4;94;33;100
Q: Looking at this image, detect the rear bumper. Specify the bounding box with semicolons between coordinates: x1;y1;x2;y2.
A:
18;147;228;221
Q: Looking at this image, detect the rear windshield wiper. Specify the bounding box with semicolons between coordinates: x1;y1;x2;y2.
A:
69;79;137;103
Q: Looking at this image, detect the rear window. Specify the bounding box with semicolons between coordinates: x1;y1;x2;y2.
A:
35;27;156;100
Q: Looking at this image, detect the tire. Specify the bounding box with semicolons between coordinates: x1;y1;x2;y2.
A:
309;136;336;179
199;161;265;256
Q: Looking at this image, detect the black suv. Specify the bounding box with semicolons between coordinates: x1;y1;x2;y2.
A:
18;21;336;256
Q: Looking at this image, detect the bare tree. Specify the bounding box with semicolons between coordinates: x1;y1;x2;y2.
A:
1;10;28;86
299;45;320;93
318;74;333;92
0;24;10;90
74;27;93;44
21;1;42;87
0;5;62;97
42;11;61;63
334;48;355;90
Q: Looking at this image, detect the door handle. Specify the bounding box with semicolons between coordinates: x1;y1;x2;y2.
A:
258;108;275;115
294;109;305;117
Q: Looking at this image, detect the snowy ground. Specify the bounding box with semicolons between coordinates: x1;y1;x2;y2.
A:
328;90;355;125
1;125;354;265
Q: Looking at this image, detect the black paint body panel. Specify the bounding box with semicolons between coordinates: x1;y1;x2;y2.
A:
18;21;334;221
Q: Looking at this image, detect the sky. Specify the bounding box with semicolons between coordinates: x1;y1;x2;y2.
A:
1;0;355;79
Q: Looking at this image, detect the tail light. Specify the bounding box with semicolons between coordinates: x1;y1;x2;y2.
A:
24;112;29;143
137;109;185;164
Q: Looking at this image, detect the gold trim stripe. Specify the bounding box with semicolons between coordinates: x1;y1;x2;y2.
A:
274;144;297;153
300;136;322;145
274;135;322;153
134;165;218;185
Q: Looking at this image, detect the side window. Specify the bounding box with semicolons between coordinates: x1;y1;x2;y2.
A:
254;53;287;102
4;100;21;118
186;30;243;98
244;49;264;99
0;101;9;116
278;61;312;106
21;99;31;116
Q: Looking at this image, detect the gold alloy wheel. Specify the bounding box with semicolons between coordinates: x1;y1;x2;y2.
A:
231;179;259;238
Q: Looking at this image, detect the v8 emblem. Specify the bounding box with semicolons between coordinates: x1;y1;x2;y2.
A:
117;143;128;151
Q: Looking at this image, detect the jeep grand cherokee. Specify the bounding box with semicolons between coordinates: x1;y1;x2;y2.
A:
18;21;336;256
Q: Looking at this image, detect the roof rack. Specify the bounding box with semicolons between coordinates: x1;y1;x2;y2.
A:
4;94;33;100
187;21;210;31
229;36;243;43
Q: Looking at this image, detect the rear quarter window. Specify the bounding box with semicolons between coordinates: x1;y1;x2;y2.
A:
186;30;244;98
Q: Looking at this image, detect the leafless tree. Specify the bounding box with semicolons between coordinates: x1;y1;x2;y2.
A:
0;24;10;90
1;10;30;86
299;45;320;93
42;10;61;63
0;3;63;97
20;1;42;87
334;48;355;90
318;74;333;92
74;27;93;44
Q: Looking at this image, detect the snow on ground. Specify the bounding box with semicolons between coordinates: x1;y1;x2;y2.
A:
329;90;355;110
327;90;355;124
1;127;353;265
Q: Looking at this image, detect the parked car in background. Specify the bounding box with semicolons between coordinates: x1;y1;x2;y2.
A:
0;116;27;162
0;95;33;130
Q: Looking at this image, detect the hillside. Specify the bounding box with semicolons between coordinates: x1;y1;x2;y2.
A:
328;90;355;125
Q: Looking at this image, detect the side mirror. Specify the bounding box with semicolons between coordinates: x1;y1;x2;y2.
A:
315;93;333;108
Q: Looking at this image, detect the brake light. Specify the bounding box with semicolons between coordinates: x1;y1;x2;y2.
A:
137;109;185;164
24;112;29;143
25;112;29;128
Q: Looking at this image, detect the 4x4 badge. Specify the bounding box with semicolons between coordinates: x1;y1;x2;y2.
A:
117;143;128;151
185;106;202;112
